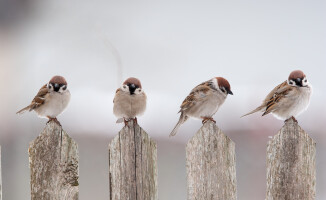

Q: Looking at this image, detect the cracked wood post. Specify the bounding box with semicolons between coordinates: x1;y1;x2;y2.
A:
28;121;79;200
266;118;316;200
0;146;1;200
186;121;237;200
108;120;158;200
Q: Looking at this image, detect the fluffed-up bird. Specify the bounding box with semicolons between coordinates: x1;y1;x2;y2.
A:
242;70;312;122
169;77;233;137
113;77;147;125
17;75;71;125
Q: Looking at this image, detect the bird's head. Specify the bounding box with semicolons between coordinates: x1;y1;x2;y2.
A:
48;76;68;93
121;77;143;95
288;70;309;87
215;77;233;96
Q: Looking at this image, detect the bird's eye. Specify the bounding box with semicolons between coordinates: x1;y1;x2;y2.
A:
48;85;52;89
304;80;307;83
220;88;226;93
123;85;127;89
62;85;67;90
289;80;294;85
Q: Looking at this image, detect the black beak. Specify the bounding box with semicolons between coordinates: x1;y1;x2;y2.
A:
54;83;60;92
295;78;303;87
129;84;136;95
228;90;233;95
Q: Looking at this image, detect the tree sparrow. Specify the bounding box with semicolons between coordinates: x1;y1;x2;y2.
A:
113;77;147;125
169;77;233;137
17;76;71;125
242;70;312;122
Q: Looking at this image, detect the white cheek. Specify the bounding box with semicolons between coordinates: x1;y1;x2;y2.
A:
135;89;142;94
121;85;128;92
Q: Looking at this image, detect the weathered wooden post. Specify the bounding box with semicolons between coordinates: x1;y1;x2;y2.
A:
266;118;316;200
186;121;237;200
108;120;158;200
28;121;79;200
0;146;2;200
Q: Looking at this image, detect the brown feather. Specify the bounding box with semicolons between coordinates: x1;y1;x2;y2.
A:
216;77;231;92
288;70;305;80
123;77;142;88
16;84;49;114
242;81;293;117
49;76;67;85
179;81;211;113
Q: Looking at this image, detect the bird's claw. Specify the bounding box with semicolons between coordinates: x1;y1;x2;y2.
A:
47;117;62;126
123;117;138;126
202;117;216;124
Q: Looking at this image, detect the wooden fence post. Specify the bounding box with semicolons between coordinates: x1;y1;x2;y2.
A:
108;120;158;200
0;146;2;200
266;118;316;200
186;121;237;200
28;121;79;200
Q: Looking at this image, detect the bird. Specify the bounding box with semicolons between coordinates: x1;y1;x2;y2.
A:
169;77;233;137
17;75;71;126
242;70;312;122
113;77;147;125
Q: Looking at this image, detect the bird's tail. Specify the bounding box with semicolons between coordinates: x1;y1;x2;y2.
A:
169;112;188;137
16;105;31;115
241;106;264;118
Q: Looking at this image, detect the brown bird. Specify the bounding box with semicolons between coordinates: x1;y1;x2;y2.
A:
170;77;233;137
242;70;312;122
113;77;147;125
17;75;71;125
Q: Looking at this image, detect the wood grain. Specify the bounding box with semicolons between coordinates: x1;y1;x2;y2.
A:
108;120;158;200
29;121;79;200
266;118;316;200
186;121;237;200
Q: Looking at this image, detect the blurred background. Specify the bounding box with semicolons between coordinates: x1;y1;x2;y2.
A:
0;0;325;199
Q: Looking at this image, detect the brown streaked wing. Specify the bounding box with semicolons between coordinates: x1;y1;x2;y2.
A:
29;84;49;110
179;82;211;112
113;88;120;103
262;81;293;116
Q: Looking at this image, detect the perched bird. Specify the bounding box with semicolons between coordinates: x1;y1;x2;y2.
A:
113;77;147;125
242;70;312;122
169;77;233;137
17;76;70;125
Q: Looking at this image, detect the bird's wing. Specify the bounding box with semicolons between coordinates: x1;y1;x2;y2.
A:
262;81;293;116
179;81;212;113
113;88;120;103
242;81;292;117
17;84;49;114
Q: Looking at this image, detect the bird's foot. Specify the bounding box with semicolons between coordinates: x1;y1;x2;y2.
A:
133;117;138;124
285;116;298;123
123;118;129;126
201;117;216;124
47;117;62;126
123;117;138;126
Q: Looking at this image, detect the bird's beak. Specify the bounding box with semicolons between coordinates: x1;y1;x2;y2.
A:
129;84;136;94
54;83;60;92
228;90;233;95
295;78;303;87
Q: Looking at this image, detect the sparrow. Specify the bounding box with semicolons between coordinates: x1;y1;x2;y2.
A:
17;75;71;125
113;77;147;125
169;77;233;137
242;70;312;122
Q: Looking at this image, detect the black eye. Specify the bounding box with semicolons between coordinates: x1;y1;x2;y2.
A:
220;88;226;93
304;80;307;83
48;84;52;89
123;85;127;89
62;85;67;90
